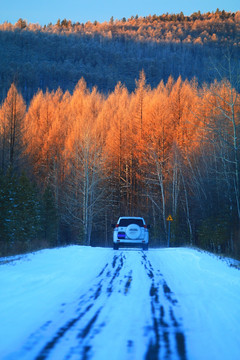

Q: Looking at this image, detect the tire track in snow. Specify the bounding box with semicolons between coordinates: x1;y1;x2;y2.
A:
142;253;187;360
124;270;133;294
23;253;126;360
63;252;127;359
11;250;187;360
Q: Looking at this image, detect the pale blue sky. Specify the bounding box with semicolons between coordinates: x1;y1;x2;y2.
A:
0;0;239;25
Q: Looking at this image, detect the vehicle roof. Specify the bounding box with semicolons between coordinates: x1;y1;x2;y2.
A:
117;216;145;220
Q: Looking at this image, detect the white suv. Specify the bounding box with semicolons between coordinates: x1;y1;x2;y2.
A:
112;217;149;250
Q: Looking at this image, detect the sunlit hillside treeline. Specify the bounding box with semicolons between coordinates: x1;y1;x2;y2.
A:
0;10;239;102
0;71;240;257
2;10;239;44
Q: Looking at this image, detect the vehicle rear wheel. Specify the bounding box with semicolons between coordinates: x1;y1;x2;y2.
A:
113;243;119;250
143;244;148;250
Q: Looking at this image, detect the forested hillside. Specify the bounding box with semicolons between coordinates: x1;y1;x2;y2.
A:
0;10;239;102
0;10;240;257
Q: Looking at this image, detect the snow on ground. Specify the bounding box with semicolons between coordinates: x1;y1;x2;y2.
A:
0;246;111;358
0;246;239;360
148;248;240;360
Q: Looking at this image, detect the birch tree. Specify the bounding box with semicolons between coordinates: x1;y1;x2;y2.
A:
142;87;173;239
62;87;105;245
103;82;132;214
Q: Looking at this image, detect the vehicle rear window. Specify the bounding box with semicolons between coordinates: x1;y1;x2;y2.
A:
119;219;144;227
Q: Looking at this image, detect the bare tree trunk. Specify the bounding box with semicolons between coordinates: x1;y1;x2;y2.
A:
180;166;193;245
156;161;167;238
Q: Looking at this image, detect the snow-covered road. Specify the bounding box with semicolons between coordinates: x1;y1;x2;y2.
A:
0;246;240;360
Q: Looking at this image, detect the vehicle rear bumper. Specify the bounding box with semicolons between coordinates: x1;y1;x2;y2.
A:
113;239;148;245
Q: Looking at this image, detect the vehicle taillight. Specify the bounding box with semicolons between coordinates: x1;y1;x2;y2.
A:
115;224;119;228
144;225;147;228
